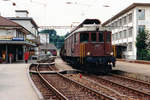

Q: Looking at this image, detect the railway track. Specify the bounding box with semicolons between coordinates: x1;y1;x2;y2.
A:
66;74;134;100
82;73;150;100
30;63;150;100
31;64;116;100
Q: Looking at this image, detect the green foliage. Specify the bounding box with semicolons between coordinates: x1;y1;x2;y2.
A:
146;50;150;60
136;29;148;50
39;29;66;49
136;29;150;60
39;29;56;35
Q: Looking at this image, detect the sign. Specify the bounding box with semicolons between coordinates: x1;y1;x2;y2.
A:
0;36;13;40
12;37;24;41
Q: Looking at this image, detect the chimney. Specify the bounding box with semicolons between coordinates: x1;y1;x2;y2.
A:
15;10;29;17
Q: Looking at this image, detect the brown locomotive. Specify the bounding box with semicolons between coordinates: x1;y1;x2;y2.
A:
60;19;116;73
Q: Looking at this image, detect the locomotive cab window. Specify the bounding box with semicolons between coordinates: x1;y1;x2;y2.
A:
99;32;104;42
106;32;111;42
91;32;96;42
74;33;77;43
80;32;89;42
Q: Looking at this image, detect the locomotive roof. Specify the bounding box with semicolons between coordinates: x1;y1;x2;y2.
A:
65;24;111;40
81;19;101;24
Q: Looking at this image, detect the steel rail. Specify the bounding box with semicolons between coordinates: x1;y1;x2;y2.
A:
36;64;69;100
38;63;116;100
56;72;116;100
110;73;150;86
98;75;150;98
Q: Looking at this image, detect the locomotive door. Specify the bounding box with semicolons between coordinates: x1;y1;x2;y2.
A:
104;31;112;55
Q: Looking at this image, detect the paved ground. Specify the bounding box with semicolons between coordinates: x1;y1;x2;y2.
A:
55;58;73;70
113;61;150;76
55;58;150;76
0;63;38;100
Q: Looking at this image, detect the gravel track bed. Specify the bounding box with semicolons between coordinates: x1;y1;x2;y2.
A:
31;74;59;100
30;65;37;71
84;74;149;100
104;74;150;93
50;65;59;71
65;74;136;100
42;74;100;100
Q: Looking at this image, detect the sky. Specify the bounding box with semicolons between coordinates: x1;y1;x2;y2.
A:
0;0;150;35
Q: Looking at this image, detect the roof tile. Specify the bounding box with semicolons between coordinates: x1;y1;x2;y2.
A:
0;16;21;27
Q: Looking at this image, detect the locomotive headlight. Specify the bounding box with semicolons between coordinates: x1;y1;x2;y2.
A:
87;52;91;56
110;52;113;56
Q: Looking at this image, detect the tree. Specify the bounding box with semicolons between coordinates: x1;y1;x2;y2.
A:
136;29;149;60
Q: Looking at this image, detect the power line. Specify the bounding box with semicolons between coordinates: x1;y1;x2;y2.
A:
39;26;77;29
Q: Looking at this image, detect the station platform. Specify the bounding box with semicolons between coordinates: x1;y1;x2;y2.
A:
114;61;150;76
0;63;38;100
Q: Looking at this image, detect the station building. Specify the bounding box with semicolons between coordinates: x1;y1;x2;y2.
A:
102;3;150;60
0;10;39;63
8;10;40;55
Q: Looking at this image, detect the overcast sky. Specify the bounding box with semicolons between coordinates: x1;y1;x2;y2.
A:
0;0;150;35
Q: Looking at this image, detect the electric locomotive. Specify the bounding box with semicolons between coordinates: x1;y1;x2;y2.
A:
60;19;116;73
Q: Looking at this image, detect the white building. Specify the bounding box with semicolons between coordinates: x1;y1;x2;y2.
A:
7;10;40;55
39;33;50;44
102;3;150;60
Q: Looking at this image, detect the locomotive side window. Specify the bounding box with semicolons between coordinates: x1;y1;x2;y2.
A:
74;33;76;43
91;32;96;42
80;32;89;42
99;32;104;42
106;32;111;42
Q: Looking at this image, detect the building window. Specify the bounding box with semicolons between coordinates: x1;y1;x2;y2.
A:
115;33;117;40
123;30;127;38
138;25;145;33
128;13;132;23
114;33;117;40
113;33;115;40
16;30;23;38
117;20;120;27
123;16;127;25
120;31;122;39
114;21;117;27
137;9;145;20
112;34;114;40
128;42;132;51
119;19;122;26
128;27;133;37
111;23;114;29
118;32;121;39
